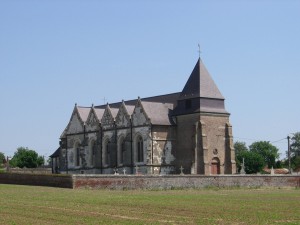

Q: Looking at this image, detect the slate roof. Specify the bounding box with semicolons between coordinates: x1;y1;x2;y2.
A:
142;101;173;125
92;93;180;123
93;108;105;121
50;147;60;158
95;93;179;109
63;58;227;132
110;107;119;118
124;104;135;115
179;58;224;100
77;106;90;122
139;92;180;104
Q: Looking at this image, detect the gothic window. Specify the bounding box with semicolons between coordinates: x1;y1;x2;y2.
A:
137;136;144;162
90;140;96;167
106;141;110;166
93;144;96;165
76;147;80;166
118;137;126;166
119;139;123;165
121;140;126;163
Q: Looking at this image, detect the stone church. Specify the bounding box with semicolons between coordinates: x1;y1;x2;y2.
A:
50;57;236;175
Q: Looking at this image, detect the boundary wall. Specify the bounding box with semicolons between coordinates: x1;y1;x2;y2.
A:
0;173;73;188
73;175;300;189
8;168;52;174
1;173;300;189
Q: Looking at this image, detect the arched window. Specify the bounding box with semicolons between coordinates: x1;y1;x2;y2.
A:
137;136;143;162
73;141;81;167
122;140;126;164
89;140;96;167
76;147;80;166
106;141;110;166
118;137;125;165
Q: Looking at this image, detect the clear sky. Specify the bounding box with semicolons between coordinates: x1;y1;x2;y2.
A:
0;0;299;159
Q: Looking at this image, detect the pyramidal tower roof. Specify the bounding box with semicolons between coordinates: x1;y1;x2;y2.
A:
179;58;224;100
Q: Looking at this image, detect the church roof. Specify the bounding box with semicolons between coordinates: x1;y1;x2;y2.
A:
110;107;119;118
50;147;60;158
93;108;105;121
124;104;135;115
142;101;173;125
179;58;224;100
62;57;228;134
95;93;179;109
77;106;90;122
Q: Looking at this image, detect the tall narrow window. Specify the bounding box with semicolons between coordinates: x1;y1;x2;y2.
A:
122;141;126;164
120;140;125;164
91;142;96;166
137;136;143;162
106;142;110;166
76;147;80;166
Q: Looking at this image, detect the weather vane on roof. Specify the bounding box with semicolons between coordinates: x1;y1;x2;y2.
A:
198;44;201;59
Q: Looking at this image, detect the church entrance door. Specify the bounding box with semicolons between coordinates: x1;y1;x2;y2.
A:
211;158;220;175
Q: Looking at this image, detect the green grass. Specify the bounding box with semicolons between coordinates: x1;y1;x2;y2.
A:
0;185;300;224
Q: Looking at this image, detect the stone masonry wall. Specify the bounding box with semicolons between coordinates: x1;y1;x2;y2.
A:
1;174;300;189
73;175;300;190
0;173;73;188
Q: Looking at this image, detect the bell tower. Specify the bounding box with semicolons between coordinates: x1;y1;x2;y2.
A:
172;58;236;174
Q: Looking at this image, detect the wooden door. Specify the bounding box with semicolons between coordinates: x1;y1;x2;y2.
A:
211;158;220;174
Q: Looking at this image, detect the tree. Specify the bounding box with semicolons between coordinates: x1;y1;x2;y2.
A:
235;142;265;174
37;155;45;166
249;141;280;168
234;141;248;155
290;132;300;157
0;152;5;168
238;150;265;174
46;157;52;166
291;156;300;171
10;147;44;168
275;160;283;169
234;141;248;171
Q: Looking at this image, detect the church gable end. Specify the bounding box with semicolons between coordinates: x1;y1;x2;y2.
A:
132;98;150;126
115;102;131;128
86;107;100;131
101;105;115;130
65;107;85;134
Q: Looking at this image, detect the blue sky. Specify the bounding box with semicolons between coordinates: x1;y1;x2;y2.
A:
0;0;299;159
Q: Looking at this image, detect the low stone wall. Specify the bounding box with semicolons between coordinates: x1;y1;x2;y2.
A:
73;175;300;190
8;167;52;174
0;173;73;188
1;173;300;190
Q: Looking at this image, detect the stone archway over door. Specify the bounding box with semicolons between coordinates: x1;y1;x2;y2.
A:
211;157;220;175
